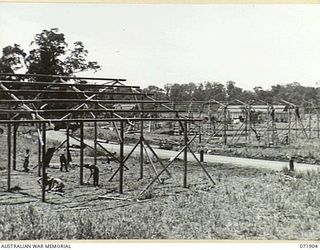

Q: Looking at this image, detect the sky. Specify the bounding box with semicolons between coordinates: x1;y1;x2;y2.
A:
0;3;319;90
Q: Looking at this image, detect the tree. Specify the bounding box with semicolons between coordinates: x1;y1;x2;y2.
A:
226;81;243;101
204;81;227;101
142;85;167;100
0;44;26;74
0;28;100;81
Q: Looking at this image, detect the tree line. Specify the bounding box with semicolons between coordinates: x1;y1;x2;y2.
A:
143;81;320;107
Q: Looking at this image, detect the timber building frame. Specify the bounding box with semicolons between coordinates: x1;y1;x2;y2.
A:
0;73;215;202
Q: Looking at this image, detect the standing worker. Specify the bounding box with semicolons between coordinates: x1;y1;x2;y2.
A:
23;149;30;172
59;148;69;172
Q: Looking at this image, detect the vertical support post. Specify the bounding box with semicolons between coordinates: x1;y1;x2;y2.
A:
183;121;188;188
248;107;251;144
80;122;84;185
119;120;124;194
7;123;11;192
38;124;42;177
66;124;70;165
289;157;295;171
295;109;298;139
244;108;248;142
41;122;46;202
140;103;144;180
272;119;275;146
309;109;312;139
223;106;227;145
199;122;202;144
266;105;270;146
94;121;98;165
288;109;291;144
12;124;17;171
317;109;319;139
200;150;204;162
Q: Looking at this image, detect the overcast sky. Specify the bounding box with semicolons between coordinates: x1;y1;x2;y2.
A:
0;3;319;90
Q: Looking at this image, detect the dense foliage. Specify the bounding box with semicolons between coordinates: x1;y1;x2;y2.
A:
145;81;320;107
0;28;100;81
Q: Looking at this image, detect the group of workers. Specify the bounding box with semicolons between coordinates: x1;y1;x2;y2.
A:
21;146;101;194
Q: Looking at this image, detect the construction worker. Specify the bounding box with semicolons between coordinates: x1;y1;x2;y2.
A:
37;173;54;191
84;164;99;186
50;178;65;193
37;173;65;193
270;106;275;121
59;148;69;172
23;149;30;172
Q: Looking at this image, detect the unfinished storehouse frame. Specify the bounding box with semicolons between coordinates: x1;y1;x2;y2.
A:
0;73;215;202
167;99;316;148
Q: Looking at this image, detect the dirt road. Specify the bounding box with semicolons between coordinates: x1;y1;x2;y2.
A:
47;130;320;173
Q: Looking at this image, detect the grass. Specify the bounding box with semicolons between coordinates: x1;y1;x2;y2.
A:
1;132;320;240
1;162;320;240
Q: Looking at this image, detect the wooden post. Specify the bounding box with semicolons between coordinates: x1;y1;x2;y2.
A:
317;109;319;139
12;124;17;171
244;108;248;142
309;109;312;139
80;122;84;185
7;123;11;192
288;109;291;144
295;109;298;139
140;103;144;180
272;118;275;146
199;121;202;144
223;106;227;145
38;124;42;177
266;105;270;146
119;120;124;194
183;121;188;188
140;120;144;180
248;107;251;144
41;123;46;202
94;121;97;165
200;149;204;162
289;157;294;171
66;124;71;165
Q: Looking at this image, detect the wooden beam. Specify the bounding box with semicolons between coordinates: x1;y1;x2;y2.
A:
0;72;126;82
0;99;169;104
0;118;202;124
0;90;149;96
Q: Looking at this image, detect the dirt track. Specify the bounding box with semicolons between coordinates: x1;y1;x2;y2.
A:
47;130;320;173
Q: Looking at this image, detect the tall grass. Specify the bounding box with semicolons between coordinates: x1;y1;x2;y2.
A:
1;167;320;240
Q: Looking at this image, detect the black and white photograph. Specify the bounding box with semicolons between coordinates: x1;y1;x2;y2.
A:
0;2;320;244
